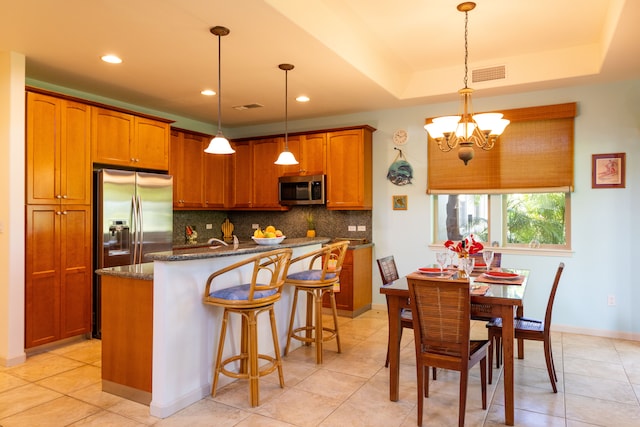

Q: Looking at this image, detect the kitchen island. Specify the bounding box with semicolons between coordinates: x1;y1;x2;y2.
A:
96;237;330;418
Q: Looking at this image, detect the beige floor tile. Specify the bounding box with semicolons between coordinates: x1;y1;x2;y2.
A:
155;398;250;426
6;353;84;382
492;381;565;418
67;409;147;426
234;413;297;426
0;382;62;419
253;388;342;427
563;355;628;382
0;395;101;426
36;364;102;394
484;404;566;427
106;398;161;425
68;381;127;409
212;376;287;410
0;371;29;393
294;368;366;401
564;372;638;404
51;339;102;365
565;393;640;426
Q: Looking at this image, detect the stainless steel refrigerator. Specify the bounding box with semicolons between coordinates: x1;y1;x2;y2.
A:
93;169;173;337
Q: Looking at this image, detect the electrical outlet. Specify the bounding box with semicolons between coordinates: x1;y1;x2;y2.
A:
608;295;616;306
252;224;260;229
206;223;213;230
357;225;366;231
348;225;356;232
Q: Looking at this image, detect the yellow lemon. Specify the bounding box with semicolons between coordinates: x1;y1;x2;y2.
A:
265;225;276;233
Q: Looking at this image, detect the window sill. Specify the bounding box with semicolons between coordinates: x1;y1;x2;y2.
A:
428;245;573;257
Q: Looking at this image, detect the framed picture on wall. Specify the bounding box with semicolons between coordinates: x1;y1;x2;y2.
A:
592;153;626;188
392;195;407;210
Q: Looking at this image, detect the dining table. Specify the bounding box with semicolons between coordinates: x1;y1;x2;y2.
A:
380;268;529;426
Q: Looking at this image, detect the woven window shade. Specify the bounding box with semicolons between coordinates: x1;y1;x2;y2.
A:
427;103;576;194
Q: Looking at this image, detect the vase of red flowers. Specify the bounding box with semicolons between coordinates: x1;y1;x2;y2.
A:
444;235;483;276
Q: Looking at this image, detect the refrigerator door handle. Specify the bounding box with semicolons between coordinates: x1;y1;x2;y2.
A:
137;195;144;264
131;195;140;265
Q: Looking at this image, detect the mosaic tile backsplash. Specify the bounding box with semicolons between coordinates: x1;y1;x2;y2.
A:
173;206;371;246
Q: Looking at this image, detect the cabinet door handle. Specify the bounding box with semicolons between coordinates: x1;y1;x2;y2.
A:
62;195;68;199
56;194;62;199
56;211;62;215
61;211;68;215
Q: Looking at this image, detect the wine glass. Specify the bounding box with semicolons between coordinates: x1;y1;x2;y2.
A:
463;257;475;279
435;252;448;275
482;250;494;271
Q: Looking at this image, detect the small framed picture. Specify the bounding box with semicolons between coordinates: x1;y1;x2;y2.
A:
393;195;407;210
592;153;625;188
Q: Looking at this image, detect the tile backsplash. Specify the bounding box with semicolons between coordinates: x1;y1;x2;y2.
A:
173;206;371;246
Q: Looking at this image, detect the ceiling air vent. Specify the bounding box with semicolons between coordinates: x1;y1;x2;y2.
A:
472;65;506;83
232;103;264;110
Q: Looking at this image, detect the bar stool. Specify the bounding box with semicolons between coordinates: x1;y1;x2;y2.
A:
203;248;292;407
284;241;349;364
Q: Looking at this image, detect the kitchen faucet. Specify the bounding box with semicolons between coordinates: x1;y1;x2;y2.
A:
208;238;229;247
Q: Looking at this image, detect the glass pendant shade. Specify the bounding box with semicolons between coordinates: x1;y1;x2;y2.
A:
274;149;298;165
204;131;235;154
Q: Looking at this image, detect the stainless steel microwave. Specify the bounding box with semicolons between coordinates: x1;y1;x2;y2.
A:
278;174;326;205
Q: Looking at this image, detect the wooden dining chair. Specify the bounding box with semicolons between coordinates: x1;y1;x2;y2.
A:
408;276;489;427
377;256;405;367
486;262;565;390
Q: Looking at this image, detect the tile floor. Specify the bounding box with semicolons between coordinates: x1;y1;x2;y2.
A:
1;309;639;426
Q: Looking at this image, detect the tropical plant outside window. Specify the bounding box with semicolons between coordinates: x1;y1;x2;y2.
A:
434;193;569;249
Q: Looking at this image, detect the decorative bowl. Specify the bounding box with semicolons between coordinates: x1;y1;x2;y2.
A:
252;236;286;245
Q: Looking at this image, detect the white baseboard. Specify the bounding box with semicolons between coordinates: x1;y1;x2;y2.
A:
552;324;640;341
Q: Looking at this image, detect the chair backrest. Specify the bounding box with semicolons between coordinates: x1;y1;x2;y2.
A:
377;255;399;285
204;248;293;306
408;276;471;363
286;241;349;285
543;262;565;332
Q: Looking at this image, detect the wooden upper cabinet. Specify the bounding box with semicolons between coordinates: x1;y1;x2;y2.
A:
280;133;326;176
251;137;283;208
326;127;374;210
170;130;205;208
203;148;230;209
26;92;91;205
230;141;253;208
134;117;170;170
92;107;169;171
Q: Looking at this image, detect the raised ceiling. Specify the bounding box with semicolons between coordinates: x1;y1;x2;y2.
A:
1;0;638;128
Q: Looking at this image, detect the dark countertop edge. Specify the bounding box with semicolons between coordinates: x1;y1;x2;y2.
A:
148;237;331;262
95;262;154;281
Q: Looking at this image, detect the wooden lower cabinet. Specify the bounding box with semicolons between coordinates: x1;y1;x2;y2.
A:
101;275;153;404
323;245;372;317
25;205;92;348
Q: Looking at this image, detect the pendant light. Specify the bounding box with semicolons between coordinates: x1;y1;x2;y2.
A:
424;2;509;165
274;63;299;165
204;26;235;154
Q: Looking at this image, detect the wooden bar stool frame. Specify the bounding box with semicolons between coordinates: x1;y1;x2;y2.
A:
284;241;349;364
203;248;292;407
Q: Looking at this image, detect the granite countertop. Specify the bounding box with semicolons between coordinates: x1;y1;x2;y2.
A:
95;236;375;280
95;262;155;280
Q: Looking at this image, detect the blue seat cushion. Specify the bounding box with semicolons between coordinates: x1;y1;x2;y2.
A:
287;269;336;281
209;284;277;300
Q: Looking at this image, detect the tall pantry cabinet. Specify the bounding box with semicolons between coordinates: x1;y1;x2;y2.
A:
25;91;92;348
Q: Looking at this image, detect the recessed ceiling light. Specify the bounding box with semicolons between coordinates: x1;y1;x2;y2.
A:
201;89;216;96
296;95;310;103
101;54;122;64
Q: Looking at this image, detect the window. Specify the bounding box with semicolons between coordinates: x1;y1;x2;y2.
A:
433;192;571;250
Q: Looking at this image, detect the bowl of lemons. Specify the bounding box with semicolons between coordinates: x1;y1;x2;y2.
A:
252;225;286;245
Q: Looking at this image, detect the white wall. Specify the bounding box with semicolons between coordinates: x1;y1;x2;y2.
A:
0;51;26;365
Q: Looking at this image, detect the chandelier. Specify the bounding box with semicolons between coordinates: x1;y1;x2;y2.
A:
274;64;299;165
424;2;509;165
204;26;235;155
